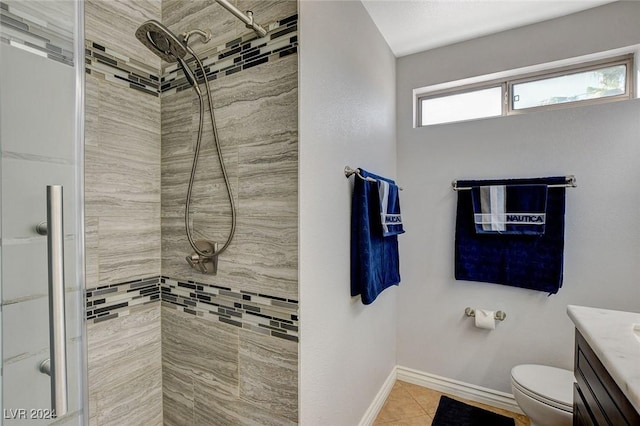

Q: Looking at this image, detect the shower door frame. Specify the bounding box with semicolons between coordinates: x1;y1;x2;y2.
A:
0;0;88;424
74;1;89;423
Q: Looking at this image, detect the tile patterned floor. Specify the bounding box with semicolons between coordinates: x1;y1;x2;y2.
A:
374;380;530;426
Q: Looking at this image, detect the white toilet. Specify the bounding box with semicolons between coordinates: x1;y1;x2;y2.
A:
511;364;575;426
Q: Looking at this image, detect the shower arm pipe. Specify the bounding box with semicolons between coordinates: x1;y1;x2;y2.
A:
182;29;211;45
215;0;267;38
184;45;237;258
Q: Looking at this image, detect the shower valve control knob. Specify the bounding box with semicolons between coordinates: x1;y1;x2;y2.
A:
186;240;219;275
186;253;207;273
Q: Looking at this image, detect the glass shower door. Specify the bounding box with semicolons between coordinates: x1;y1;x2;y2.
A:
0;1;86;424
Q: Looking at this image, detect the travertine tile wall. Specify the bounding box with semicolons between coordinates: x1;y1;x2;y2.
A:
160;56;299;298
161;3;298;301
161;0;299;423
84;0;162;288
84;0;299;423
163;305;298;425
87;304;162;426
84;0;163;424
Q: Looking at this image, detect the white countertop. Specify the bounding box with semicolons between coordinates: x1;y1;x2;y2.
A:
567;305;640;414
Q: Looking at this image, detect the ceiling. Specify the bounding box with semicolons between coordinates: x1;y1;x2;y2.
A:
360;0;617;57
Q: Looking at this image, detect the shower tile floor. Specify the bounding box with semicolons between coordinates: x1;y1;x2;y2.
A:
374;380;531;425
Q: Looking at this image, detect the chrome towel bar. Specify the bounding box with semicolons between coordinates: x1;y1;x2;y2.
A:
345;166;376;182
344;166;404;190
452;175;577;191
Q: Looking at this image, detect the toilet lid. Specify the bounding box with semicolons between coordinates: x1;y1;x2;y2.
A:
511;364;575;410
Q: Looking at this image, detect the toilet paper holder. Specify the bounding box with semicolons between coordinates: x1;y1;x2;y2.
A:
465;307;506;321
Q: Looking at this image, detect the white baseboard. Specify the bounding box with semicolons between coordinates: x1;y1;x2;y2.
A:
395;365;524;415
358;365;524;425
358;366;398;426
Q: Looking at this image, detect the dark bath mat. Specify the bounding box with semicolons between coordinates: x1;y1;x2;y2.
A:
432;395;516;426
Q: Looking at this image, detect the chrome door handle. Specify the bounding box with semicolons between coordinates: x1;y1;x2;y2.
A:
38;185;68;418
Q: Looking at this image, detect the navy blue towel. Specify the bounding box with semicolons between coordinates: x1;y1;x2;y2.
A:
455;177;566;294
351;168;401;304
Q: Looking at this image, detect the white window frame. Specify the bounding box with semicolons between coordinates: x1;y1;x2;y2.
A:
415;53;635;127
416;81;508;127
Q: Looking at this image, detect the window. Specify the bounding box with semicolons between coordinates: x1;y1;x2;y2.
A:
420;86;503;126
511;63;628;110
416;55;634;127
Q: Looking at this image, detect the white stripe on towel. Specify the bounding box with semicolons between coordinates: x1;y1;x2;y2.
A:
480;186;506;232
378;180;390;234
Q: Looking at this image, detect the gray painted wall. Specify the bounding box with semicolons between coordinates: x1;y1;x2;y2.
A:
396;1;640;393
299;1;397;424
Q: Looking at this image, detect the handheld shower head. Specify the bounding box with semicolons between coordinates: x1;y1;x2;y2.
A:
176;56;201;95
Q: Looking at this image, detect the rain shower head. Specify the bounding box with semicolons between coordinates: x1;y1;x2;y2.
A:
135;20;199;92
135;20;187;63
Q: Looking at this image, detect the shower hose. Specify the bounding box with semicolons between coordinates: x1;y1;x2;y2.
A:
184;45;237;259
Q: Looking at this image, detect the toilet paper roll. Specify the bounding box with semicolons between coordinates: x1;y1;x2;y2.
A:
475;309;496;330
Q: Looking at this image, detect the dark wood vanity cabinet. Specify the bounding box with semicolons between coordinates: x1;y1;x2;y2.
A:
573;330;640;426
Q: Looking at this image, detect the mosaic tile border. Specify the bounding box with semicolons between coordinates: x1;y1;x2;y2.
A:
2;7;297;91
160;13;298;95
0;1;74;65
83;13;297;97
161;277;299;342
86;277;161;323
85;276;299;342
85;40;161;96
